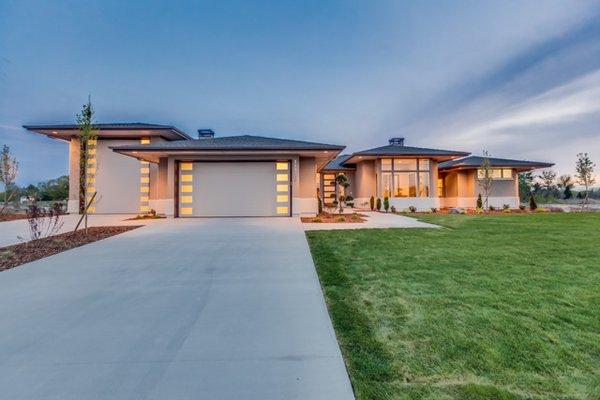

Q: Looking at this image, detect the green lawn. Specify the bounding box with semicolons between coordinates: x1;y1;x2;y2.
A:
306;214;600;400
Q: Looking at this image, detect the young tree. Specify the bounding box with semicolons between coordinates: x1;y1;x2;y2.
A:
558;175;574;199
539;170;557;198
76;97;98;231
477;150;493;210
0;144;19;214
575;153;596;210
334;173;350;214
518;172;534;201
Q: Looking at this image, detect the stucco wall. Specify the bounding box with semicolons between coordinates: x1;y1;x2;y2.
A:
354;160;376;200
441;168;519;208
67;138;80;213
93;140;140;213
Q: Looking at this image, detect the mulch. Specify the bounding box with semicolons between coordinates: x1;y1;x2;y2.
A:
0;213;28;222
0;226;141;272
301;213;367;223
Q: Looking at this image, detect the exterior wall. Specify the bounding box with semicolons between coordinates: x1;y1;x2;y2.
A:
148;157;174;216
67;138;80;213
353;160;376;207
297;157;318;216
441;169;520;208
92;140;141;213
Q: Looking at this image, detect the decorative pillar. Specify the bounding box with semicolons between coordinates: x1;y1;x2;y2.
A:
139;137;151;213
85;138;97;213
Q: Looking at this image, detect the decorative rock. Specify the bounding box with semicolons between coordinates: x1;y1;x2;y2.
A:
449;207;466;214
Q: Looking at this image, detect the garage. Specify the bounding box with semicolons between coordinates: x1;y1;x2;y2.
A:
178;161;291;217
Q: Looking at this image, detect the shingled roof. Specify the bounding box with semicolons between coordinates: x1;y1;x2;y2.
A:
321;154;355;171
111;135;345;151
439;156;554;170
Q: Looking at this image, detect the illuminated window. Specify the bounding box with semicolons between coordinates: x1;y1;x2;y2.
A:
180;174;193;182
88;139;97;145
276;184;288;192
140;196;149;202
180;195;193;203
87;158;96;164
477;168;513;180
277;206;289;214
393;158;417;171
141;161;150;165
87;148;96;155
140;167;150;174
277;194;289;202
276;162;288;170
140;205;150;212
418;172;430;197
87;177;95;184
140;138;151;144
381;173;392;197
87;187;96;193
502;169;512;178
180;163;193;171
87;206;95;213
140;186;150;193
419;159;430;171
180;207;193;215
381;159;392;171
180;185;193;193
140;177;149;183
276;174;289;182
437;178;444;197
87;167;96;174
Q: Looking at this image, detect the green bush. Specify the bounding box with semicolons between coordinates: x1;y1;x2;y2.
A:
370;196;375;211
530;196;537;211
376;198;382;211
408;205;417;213
383;197;389;212
476;193;483;209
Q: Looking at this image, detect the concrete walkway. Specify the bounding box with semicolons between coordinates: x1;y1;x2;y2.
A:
303;211;439;231
0;218;354;400
0;214;158;248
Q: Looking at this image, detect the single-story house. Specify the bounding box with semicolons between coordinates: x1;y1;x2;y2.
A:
319;137;553;210
24;124;553;216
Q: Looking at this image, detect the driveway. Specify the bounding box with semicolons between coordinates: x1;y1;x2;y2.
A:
0;218;354;400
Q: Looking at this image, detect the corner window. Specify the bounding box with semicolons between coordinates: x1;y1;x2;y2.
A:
393;159;417;171
477;168;513;180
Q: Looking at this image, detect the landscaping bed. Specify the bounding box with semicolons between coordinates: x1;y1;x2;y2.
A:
307;213;600;399
301;212;367;223
0;226;141;272
0;213;28;222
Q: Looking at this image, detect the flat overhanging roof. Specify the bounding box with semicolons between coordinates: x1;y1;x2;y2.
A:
23;123;192;141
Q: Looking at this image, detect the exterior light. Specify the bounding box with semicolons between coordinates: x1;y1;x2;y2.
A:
51;131;58;134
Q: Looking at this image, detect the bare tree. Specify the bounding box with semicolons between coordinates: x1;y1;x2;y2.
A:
0;144;18;214
76;97;98;233
575;153;596;210
477;150;493;210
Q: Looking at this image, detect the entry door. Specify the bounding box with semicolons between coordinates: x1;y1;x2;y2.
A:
178;161;291;217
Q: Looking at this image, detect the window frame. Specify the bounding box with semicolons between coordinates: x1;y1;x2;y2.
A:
379;158;431;198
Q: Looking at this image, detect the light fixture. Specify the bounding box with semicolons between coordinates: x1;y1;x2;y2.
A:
133;151;138;154
51;131;58;134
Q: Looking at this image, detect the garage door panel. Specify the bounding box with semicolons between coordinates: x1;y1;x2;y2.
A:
179;162;290;217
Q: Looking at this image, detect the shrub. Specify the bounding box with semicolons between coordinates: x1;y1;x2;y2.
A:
489;205;496;211
312;217;322;223
346;202;354;208
21;202;64;241
390;205;396;213
383;197;390;212
370;196;375;211
535;207;550;213
336;216;346;222
376;198;382;211
408;205;417;213
475;207;484;214
502;208;511;213
502;204;510;210
430;207;437;213
476;193;483;209
519;205;526;211
317;196;323;215
529;196;537;211
345;196;353;202
339;195;346;203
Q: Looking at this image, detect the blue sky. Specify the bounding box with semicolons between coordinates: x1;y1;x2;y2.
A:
1;0;599;185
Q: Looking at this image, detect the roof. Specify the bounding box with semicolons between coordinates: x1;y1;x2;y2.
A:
111;135;345;151
23;123;192;140
353;144;470;157
321;154;355;171
439;156;554;171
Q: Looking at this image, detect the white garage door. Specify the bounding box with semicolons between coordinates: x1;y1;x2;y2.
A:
178;161;291;217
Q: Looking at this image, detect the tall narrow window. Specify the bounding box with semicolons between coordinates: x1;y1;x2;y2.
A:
381;173;392;197
418;172;430;197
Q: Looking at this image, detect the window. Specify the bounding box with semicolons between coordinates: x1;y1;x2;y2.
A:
393;172;417;197
276;162;288;171
477;168;513;180
381;173;392;197
437;178;444;198
381;159;393;171
418;173;430;197
380;158;431;198
394;159;417;171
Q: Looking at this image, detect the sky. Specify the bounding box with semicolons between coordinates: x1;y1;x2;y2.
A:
1;0;599;186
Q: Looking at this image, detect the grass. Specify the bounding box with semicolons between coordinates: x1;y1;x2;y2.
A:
306;213;600;399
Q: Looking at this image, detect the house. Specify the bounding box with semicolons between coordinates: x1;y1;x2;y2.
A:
24;124;343;217
319;137;553;210
24;124;553;216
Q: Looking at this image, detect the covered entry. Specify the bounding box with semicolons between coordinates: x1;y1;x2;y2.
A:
178;161;291;217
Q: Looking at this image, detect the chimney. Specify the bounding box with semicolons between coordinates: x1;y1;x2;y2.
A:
389;137;404;146
197;129;215;139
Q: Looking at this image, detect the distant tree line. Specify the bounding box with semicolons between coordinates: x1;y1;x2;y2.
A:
0;175;69;202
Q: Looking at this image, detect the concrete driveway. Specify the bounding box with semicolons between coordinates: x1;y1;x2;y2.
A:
0;218;354;400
